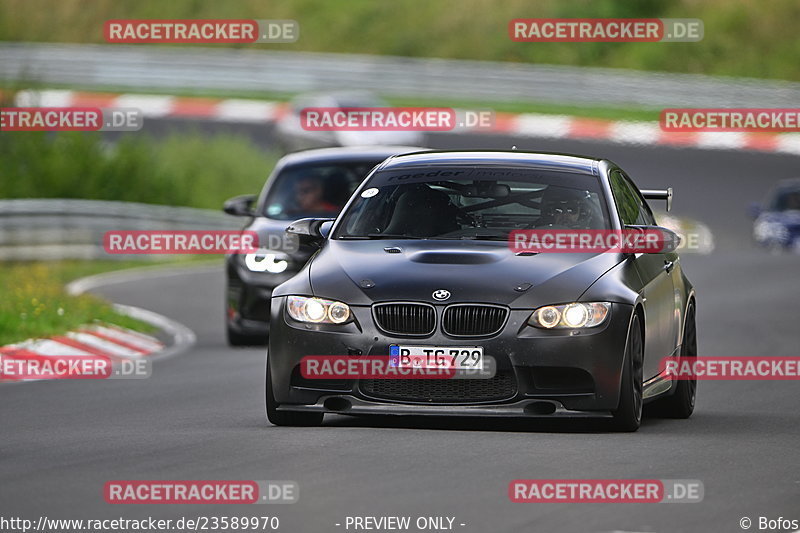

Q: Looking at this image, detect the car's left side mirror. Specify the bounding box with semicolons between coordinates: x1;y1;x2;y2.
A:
223;194;256;217
625;225;682;254
748;202;762;219
286;217;335;246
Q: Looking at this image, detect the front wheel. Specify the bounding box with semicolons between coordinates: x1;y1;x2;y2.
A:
265;355;323;427
649;302;697;418
611;314;644;432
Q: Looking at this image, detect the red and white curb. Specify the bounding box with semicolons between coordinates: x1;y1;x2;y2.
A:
0;265;199;383
8;89;800;155
0;324;164;382
12;89;285;123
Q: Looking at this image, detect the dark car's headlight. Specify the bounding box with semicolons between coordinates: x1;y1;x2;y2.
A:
528;302;611;329
243;249;290;273
287;296;352;324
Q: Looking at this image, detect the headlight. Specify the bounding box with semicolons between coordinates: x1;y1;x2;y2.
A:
287;296;352;324
244;249;289;273
528;302;610;329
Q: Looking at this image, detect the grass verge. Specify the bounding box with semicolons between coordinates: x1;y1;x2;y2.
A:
1;0;798;81
0;129;281;209
0;259;217;346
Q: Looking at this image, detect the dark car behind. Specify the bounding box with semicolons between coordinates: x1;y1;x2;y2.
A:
224;146;426;345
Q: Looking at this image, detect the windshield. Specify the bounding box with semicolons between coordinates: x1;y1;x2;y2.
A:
335;166;610;240
260;161;379;220
770;188;800;212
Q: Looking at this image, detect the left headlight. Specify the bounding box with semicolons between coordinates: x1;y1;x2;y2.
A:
287;296;352;324
528;302;611;329
244;249;290;273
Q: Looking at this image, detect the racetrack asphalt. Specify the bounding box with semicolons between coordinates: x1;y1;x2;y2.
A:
1;124;799;533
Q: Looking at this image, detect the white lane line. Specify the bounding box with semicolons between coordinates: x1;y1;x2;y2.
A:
67;265;200;363
111;304;196;362
66;263;221;296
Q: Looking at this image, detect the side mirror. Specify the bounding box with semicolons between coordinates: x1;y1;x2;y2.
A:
223;194;256;217
286;218;335;246
625;225;681;254
748;202;762;219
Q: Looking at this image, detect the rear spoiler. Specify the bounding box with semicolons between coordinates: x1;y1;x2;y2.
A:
641;188;673;212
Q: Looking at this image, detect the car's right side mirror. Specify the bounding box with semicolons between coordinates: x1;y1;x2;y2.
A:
286;217;335;246
748;202;762;219
625;225;682;254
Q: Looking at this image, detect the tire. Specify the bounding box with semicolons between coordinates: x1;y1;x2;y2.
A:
611;314;644;432
649;302;697;419
265;355;324;427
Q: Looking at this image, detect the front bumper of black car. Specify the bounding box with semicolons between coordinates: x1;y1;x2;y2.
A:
268;297;637;415
226;256;299;334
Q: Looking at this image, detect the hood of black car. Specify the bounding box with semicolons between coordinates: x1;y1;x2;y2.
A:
306;239;623;308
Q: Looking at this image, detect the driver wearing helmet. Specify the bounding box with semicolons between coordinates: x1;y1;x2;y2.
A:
538;187;598;229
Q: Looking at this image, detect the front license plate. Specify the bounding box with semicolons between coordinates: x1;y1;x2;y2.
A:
390;345;484;370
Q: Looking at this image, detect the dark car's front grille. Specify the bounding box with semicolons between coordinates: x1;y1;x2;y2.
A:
360;371;517;404
373;303;436;336
442;304;508;337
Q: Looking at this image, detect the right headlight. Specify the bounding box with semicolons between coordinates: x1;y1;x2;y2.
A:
286;296;352;324
528;302;611;329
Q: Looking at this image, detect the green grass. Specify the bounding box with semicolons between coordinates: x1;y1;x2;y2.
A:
0;258;224;345
1;0;799;81
0;129;281;209
0;261;155;345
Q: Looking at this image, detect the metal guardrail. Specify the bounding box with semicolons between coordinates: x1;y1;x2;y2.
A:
2;42;800;109
0;199;241;260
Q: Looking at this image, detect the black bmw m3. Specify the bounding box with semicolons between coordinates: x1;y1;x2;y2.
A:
266;150;697;431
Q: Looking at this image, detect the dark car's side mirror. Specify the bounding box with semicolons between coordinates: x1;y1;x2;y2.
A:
625;225;682;254
748;202;762;219
286;218;335;246
223;194;256;217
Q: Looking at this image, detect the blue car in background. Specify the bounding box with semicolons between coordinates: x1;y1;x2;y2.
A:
751;179;800;252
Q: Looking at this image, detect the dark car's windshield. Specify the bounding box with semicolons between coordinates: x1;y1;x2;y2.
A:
769;188;800;212
260;161;379;220
335;166;610;240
